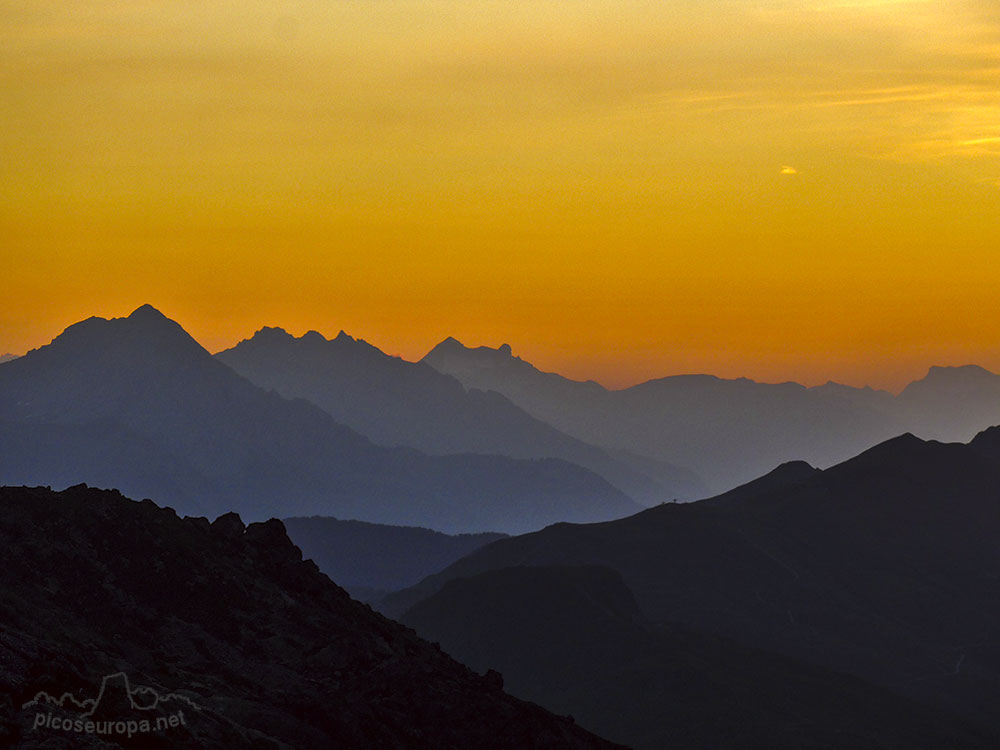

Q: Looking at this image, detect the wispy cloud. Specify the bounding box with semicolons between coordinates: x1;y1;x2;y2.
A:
636;80;1000;163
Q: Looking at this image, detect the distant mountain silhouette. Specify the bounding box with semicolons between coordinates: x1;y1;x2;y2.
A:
0;306;640;533
386;428;1000;738
216;327;705;503
401;564;997;749
282;516;506;601
896;365;1000;442
0;353;18;364
0;484;620;749
423;338;1000;492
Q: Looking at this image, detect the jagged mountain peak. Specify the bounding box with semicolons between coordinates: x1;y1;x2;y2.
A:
423;337;527;368
286;328;332;351
235;326;368;352
926;364;993;376
254;325;293;339
20;305;209;369
903;364;999;392
425;336;468;357
127;303;168;321
216;325;704;506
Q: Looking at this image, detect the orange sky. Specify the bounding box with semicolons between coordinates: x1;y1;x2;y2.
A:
3;0;1000;391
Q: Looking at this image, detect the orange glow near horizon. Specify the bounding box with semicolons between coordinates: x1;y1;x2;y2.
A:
3;0;1000;392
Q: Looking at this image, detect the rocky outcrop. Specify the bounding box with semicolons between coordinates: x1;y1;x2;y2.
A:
0;484;621;749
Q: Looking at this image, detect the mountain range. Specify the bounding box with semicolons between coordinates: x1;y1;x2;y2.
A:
215;327;705;503
386;428;1000;746
7;305;1000;747
423;337;1000;492
0;306;639;533
7;306;999;527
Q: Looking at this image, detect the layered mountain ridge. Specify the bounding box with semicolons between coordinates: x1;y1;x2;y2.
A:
422;337;1000;491
216;326;705;503
0;306;639;533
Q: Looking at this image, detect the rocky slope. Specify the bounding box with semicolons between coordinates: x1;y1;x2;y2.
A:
0;484;621;749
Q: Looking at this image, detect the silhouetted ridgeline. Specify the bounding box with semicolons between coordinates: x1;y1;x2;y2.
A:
7;305;999;528
0;484;622;749
216;327;705;503
423;337;1000;492
0;306;640;534
387;428;1000;747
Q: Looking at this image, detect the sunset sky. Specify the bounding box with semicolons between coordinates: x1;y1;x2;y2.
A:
3;0;1000;391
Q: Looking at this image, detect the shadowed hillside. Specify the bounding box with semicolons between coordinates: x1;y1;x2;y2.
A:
0;484;621;749
401;564;997;749
387;427;1000;737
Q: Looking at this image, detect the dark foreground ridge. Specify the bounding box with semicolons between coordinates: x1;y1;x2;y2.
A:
401;564;998;750
0;484;621;749
389;429;1000;748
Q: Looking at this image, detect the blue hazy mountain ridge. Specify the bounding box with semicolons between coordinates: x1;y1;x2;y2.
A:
895;364;1000;442
0;305;641;534
281;516;506;601
385;427;1000;739
422;337;1000;492
216;327;706;504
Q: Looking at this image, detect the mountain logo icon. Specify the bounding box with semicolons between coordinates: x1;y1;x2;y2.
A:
23;672;200;738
